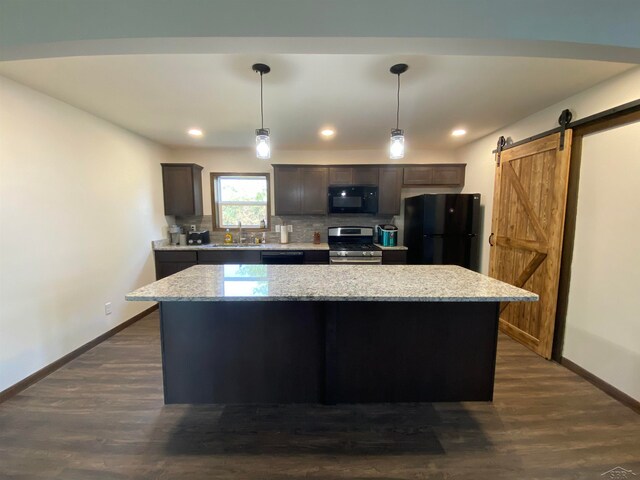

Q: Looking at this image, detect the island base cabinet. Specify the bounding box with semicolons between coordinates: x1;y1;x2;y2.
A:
159;301;499;404
326;302;499;403
160;302;324;404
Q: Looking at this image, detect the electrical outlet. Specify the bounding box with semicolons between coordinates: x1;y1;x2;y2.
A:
190;224;197;232
104;302;112;315
275;225;281;232
287;225;293;232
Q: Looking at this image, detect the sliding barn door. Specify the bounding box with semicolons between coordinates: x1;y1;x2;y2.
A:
489;131;572;359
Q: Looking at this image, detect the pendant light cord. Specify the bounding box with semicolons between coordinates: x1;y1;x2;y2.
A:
260;72;264;129
396;73;400;130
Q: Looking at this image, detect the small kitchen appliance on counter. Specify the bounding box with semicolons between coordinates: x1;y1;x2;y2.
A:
377;224;398;247
187;230;210;245
328;226;382;265
168;224;182;245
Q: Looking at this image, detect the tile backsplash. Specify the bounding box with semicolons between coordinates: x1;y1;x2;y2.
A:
174;214;396;244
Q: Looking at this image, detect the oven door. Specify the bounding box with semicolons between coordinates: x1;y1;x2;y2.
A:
329;257;382;265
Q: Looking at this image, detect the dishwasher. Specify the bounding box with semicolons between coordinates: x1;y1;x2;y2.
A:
260;251;305;264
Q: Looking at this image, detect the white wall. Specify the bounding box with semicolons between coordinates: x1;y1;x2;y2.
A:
562;123;640;400
168;146;458;216
0;76;169;392
457;66;640;274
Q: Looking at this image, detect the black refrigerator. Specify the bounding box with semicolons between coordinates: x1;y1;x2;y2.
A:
403;193;481;271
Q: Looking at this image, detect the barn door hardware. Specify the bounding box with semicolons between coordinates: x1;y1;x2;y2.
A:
494;136;507;166
558;109;572;151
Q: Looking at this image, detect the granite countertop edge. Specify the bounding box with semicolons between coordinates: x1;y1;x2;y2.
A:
126;294;536;303
126;264;538;303
373;243;408;251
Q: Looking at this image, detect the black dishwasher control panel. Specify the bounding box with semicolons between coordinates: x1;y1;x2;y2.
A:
260;251;305;264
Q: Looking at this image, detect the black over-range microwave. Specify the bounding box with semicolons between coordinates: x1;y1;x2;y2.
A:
328;186;378;214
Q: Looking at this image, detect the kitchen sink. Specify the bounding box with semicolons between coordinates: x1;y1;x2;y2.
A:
204;243;264;248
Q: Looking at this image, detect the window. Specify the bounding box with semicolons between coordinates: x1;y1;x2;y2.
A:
211;173;270;229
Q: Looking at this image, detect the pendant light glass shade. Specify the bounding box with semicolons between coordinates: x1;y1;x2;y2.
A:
390;128;405;160
255;128;271;160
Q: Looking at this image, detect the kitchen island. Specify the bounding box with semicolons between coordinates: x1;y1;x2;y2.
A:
126;264;536;404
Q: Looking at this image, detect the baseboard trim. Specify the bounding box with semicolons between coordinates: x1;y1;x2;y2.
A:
0;304;158;404
560;357;640;414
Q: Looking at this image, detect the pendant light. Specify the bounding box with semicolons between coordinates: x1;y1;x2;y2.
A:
252;63;271;160
389;63;408;160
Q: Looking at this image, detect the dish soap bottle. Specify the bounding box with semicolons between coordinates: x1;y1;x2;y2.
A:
224;229;233;244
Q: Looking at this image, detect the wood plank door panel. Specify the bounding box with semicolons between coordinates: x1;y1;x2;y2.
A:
489;131;572;359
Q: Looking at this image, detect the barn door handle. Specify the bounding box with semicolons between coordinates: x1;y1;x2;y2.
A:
488;233;495;246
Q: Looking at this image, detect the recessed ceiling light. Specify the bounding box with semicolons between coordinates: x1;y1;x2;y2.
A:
451;129;467;137
188;128;203;137
320;128;336;138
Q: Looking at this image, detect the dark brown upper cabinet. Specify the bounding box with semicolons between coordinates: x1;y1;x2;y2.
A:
403;164;466;187
352;167;379;185
161;163;203;216
328;166;379;186
328;167;352;185
273;163;464;216
273;165;328;215
273;166;303;215
377;167;403;215
431;164;466;186
302;167;328;214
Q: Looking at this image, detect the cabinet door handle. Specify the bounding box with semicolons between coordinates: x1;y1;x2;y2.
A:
488;233;495;246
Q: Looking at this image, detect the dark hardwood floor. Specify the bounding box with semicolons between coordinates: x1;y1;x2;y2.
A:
0;310;638;479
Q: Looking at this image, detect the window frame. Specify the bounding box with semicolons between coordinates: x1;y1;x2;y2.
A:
210;172;271;231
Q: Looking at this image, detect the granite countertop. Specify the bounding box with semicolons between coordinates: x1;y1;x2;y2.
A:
154;241;330;251
374;243;408;251
126;264;538;303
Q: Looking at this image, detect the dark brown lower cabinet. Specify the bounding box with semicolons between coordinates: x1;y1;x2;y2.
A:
155;249;331;279
154;251;198;280
381;250;407;264
197;250;262;265
303;251;330;264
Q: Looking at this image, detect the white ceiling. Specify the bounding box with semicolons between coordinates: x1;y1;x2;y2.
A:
0;54;633;150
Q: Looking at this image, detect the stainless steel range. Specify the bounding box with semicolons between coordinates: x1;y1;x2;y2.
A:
328;226;382;265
